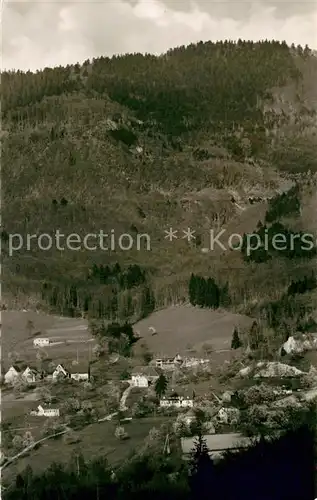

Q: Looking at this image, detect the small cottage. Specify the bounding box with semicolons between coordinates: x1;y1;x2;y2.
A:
131;374;149;387
4;365;21;385
131;366;159;387
155;354;183;369
217;407;240;425
70;361;90;382
33;338;50;347
52;364;71;381
22;366;39;384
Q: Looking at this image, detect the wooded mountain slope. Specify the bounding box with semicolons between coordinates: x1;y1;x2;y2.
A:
2;40;317;318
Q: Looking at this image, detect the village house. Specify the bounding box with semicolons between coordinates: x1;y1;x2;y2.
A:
160;391;194;408
217;407;240;425
51;362;89;382
71;372;89;381
69;361;90;381
52;364;71;382
22;366;39;384
131;373;149;387
33;338;50;347
130;366;159;387
155;354;183;369
30;404;60;417
4;365;21;385
182;357;209;368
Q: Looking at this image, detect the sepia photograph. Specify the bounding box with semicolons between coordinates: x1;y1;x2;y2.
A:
1;0;317;498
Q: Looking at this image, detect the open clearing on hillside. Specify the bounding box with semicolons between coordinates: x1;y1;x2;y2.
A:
2;311;91;370
133;304;253;357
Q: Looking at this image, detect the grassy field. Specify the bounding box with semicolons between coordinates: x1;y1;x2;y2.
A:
2;415;173;485
133;304;254;357
2;311;92;371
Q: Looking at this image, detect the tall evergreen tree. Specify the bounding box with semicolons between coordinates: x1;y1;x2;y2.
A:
249;320;263;350
155;373;168;398
219;282;231;307
231;327;242;349
189;273;197;305
189;432;216;499
196;276;207;307
141;285;155;318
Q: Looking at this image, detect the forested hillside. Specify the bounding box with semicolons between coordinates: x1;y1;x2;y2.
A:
2;40;317;323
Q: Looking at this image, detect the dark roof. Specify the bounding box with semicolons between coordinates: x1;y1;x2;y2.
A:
64;361;89;373
10;365;21;372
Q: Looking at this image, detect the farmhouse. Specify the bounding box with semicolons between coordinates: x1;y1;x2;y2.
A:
22;366;39;384
30;405;60;417
155;354;183;369
70;361;90;381
131;374;149;387
51;362;89;382
33;338;50;347
160;393;194;408
52;364;71;381
182;357;209;368
4;365;21;385
131;366;159;387
217;407;240;425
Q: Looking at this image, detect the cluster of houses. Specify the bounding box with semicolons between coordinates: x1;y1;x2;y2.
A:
3;362;90;386
129;363;195;408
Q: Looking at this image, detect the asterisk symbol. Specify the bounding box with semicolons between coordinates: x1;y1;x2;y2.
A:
164;228;178;241
182;227;196;242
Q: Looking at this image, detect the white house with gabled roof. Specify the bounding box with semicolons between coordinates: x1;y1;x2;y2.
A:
52;364;71;382
22;366;39;384
4;366;21;385
131;366;159;387
30;405;60;417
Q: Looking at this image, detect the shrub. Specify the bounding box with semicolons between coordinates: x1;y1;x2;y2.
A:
63;431;81;445
114;425;129;440
12;435;24;451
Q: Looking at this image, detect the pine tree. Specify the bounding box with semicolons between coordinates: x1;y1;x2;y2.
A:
219;282;231;307
189;431;216;498
141;285;155;318
154;373;168;398
231;327;242;349
190;433;210;473
189;273;197;305
196;276;207;307
204;278;214;308
249;320;263;350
